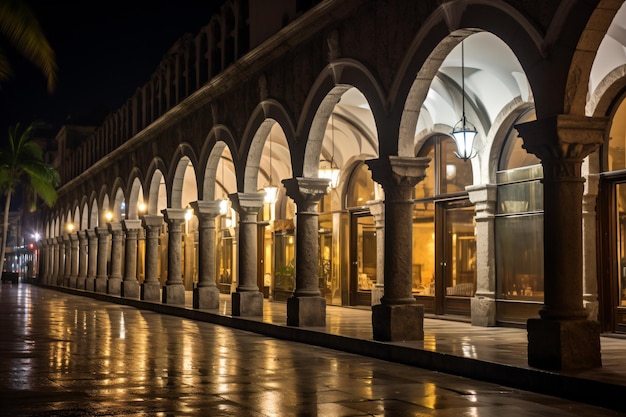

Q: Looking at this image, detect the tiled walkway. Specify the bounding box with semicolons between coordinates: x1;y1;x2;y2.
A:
37;283;626;413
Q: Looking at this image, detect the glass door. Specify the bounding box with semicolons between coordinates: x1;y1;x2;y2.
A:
350;212;376;306
438;199;476;316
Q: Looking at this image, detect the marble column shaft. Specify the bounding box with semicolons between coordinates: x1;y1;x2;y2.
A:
63;235;72;286
230;192;265;316
69;233;79;287
161;209;186;304
141;215;163;301
190;201;221;309
122;219;142;298
366;156;430;341
107;222;124;295
95;226;110;293
86;229;98;291
283;178;329;326
77;231;88;289
517;114;606;370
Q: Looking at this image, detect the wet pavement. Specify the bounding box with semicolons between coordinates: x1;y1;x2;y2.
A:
1;283;624;416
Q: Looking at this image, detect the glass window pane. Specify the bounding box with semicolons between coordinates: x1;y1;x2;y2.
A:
617;184;626;306
346;163;375;208
498;108;539;170
412;204;435;295
441;137;473;194
356;215;376;291
497;179;543;214
495;214;544;301
608;97;626;172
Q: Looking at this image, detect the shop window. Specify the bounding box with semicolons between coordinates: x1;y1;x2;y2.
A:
495;108;544;301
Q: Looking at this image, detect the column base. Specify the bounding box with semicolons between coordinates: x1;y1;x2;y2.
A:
121;281;140;299
193;286;220;309
95;277;108;293
76;277;86;290
232;291;263;316
162;283;185;305
471;297;496;327
371;286;384;306
107;277;122;295
372;303;424;341
287;296;326;327
85;278;95;292
584;299;599;321
69;277;77;288
141;282;161;302
63;277;71;287
528;318;602;370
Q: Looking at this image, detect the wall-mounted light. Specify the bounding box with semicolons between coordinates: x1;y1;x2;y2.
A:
66;223;75;233
450;40;477;162
138;202;147;215
105;211;113;222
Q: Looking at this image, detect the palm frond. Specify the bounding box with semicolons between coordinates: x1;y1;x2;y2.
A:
0;0;56;92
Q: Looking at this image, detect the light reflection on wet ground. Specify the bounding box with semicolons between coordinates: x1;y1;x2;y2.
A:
0;284;623;416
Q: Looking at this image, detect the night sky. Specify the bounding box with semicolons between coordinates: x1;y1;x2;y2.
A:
0;1;223;140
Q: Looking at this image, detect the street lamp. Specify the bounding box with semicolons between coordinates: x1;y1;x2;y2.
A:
450;40;477;162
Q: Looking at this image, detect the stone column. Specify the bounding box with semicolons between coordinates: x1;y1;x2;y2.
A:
46;238;55;285
85;229;98;291
516;114;606;370
68;234;79;288
467;184;497;326
77;231;88;289
95;226;110;293
366;156;430;341
57;236;65;286
63;234;72;287
190;201;221;309
367;200;385;306
161;209;186;305
141;215;163;301
106;222;124;295
282;178;329;326
230;192;265;316
121;219;142;298
582;156;599;321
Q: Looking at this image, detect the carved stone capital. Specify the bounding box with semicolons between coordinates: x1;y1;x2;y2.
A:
516;115;608;165
366;156;430;200
282;177;329;209
229;192;265;216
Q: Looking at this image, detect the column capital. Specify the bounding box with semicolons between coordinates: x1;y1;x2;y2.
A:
161;208;186;223
107;221;123;234
366;156;430;196
77;230;87;240
62;234;71;242
95;226;110;237
142;214;163;229
190;200;222;217
69;233;78;242
122;219;142;231
467;184;497;219
516;115;608;163
86;228;98;239
282;177;329;207
229;192;265;215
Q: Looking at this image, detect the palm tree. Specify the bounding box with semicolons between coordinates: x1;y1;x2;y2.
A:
0;0;56;92
0;123;60;275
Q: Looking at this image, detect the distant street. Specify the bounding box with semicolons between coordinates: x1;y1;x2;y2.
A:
0;284;621;416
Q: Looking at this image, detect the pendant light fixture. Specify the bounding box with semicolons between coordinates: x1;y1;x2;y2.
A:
318;112;340;188
264;126;279;204
450;40;477;161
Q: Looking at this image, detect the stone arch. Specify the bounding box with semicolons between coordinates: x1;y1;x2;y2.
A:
145;157;168;215
88;191;99;229
109;177;127;222
241;101;296;193
300;59;386;177
168;144;199;209
80;197;89;230
587;65;626;118
393;1;546;157
199;125;240;200
203;140;236;201
127;176;145;220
